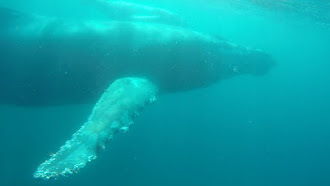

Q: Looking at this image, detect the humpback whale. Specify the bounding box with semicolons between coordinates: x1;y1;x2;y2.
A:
0;7;274;179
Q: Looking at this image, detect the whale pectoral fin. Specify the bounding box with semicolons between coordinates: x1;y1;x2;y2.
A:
34;77;158;180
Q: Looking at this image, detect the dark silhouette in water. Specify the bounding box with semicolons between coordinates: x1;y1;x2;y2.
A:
0;7;274;106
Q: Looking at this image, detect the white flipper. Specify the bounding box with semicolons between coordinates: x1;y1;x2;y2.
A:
34;77;157;180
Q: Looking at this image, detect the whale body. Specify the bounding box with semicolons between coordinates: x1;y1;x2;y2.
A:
0;7;273;106
0;7;274;179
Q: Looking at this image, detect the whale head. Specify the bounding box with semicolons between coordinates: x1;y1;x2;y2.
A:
214;45;275;80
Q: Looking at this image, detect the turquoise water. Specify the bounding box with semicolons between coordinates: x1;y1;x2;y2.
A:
1;0;330;185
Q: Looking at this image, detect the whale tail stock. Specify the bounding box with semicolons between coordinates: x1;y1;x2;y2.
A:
34;77;157;180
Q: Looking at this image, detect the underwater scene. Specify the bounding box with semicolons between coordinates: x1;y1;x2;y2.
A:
0;0;329;185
